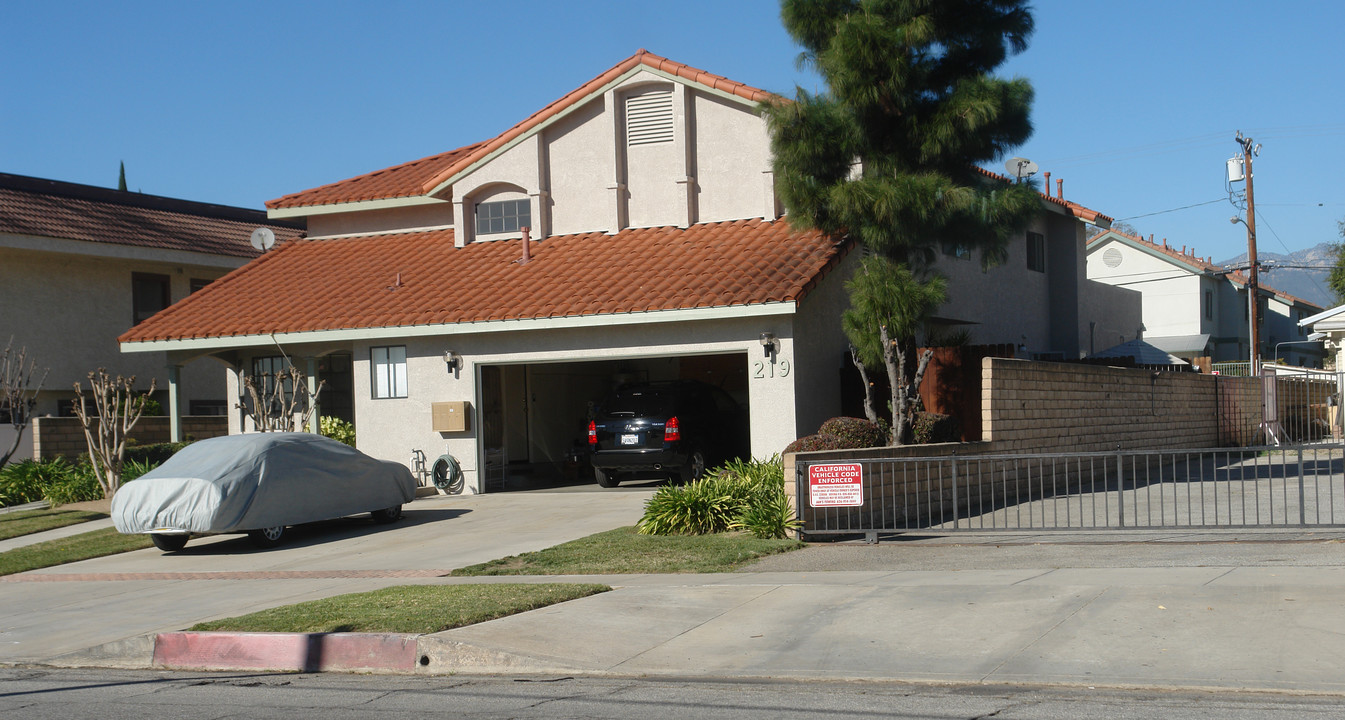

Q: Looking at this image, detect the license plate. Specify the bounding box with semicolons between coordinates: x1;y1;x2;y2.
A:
620;434;640;446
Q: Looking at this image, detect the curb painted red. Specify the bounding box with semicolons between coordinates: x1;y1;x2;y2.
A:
153;632;421;673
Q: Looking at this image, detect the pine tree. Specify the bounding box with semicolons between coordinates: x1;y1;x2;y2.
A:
765;0;1041;443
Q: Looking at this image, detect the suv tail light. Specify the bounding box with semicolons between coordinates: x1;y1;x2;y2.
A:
664;416;681;442
588;420;597;445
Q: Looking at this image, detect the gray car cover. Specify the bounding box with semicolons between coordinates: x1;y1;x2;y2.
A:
112;433;417;535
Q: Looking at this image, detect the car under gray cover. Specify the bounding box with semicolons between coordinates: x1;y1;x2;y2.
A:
112;433;416;546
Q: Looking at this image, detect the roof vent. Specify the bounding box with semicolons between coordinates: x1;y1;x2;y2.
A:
1102;247;1123;268
626;89;674;147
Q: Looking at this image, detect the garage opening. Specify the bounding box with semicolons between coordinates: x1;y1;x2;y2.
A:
478;353;749;491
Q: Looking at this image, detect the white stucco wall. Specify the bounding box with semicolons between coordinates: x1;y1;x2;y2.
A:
545;97;614;236
339;312;802;493
1086;239;1204;339
306;202;454;238
692;92;773;225
2;239;243;417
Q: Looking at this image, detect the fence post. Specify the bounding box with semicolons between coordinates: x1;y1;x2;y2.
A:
951;454;960;531
1115;446;1125;528
1298;446;1306;526
795;459;806;538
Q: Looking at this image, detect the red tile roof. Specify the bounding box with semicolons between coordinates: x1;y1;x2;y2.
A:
265;50;774;212
120;218;850;343
1;173;304;258
266;143;485;210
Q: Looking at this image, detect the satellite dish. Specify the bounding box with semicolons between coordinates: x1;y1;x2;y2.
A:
1006;157;1039;180
249;227;276;252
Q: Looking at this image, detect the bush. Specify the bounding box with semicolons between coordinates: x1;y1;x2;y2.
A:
782;433;845;455
320;416;357;447
638;456;799;539
817;417;888;449
125;442;188;466
912;412;960;444
0;460;51;506
42;462;103;506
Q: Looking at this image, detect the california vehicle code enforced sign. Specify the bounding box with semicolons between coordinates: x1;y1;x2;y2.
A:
807;463;864;507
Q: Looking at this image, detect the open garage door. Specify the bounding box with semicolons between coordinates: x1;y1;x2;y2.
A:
478;353;749;492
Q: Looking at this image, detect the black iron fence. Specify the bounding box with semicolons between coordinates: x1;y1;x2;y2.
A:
796;444;1345;538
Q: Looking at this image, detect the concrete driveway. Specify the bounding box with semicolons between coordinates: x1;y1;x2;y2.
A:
0;488;653;665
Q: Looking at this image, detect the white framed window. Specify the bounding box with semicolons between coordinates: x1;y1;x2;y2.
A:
371;346;408;399
475;199;530;235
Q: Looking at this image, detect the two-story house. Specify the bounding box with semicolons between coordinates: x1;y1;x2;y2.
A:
0;173;304;461
1086;230;1323;366
120;51;1110;492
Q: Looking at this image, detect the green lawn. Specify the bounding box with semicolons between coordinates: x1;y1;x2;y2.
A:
0;508;108;541
0;527;152;576
452;525;804;576
190;583;611;634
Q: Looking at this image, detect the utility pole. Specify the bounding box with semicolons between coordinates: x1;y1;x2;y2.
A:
1235;132;1260;373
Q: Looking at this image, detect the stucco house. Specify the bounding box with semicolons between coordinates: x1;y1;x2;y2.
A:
1086;230;1323;366
119;51;1111;493
0;173;304;460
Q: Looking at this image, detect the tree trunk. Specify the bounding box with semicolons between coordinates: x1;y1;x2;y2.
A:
849;344;880;426
880;325;907;445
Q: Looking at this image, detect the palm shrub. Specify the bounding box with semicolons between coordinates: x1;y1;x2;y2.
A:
638;456;800;539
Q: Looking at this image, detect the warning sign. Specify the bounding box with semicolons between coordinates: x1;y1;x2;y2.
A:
808;463;864;507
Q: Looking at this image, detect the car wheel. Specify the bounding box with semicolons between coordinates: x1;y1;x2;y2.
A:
150;534;189;552
371;505;402;523
679;448;707;483
247;526;287;548
594;466;620;488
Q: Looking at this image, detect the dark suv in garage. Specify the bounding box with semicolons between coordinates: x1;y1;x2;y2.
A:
587;380;748;488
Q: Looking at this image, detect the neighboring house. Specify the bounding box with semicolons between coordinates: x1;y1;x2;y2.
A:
1300;304;1345;370
120;51;1111;493
1086;230;1324;365
0;173;305;460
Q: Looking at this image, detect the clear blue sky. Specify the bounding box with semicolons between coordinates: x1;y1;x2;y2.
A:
6;0;1344;269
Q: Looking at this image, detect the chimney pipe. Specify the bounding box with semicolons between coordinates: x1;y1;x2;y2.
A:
1056;178;1063;199
1043;171;1051;191
519;226;532;265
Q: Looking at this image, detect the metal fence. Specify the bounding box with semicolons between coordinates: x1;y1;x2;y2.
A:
796;444;1345;538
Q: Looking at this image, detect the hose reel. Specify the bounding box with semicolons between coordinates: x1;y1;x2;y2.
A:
432;454;464;494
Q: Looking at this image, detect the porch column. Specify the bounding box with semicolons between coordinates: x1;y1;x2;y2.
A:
167;364;183;443
306;357;320;434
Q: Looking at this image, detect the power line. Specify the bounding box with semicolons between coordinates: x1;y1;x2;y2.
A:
1116;199;1226;222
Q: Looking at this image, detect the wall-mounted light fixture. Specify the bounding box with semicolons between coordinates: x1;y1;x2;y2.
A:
759;332;779;358
443;351;462;373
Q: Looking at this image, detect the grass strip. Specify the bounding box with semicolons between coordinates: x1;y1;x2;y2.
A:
189;583;610;634
0;527;152;576
0;509;108;541
452;525;804;576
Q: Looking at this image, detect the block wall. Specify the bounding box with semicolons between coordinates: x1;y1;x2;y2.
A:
33;416;229;460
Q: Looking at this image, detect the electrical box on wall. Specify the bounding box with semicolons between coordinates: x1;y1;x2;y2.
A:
432;401;470;433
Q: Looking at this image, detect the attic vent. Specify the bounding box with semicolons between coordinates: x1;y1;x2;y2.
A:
626;89;674;147
1102;247;1123;268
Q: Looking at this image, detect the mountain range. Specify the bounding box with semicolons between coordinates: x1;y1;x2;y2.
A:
1216;243;1338;309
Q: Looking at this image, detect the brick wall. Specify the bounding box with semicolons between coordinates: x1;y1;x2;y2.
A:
982;358;1260;452
32;416;229;460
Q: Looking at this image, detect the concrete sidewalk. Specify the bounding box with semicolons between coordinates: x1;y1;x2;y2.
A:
27;533;1345;694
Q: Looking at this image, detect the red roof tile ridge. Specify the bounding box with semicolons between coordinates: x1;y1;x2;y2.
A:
419;50;775;194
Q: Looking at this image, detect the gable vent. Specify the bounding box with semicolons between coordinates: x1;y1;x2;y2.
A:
1102;247;1123;268
626;89;674;147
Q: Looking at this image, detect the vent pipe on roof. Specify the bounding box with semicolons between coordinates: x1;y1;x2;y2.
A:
519;226;532;265
1043;171;1051;192
1056;178;1063;199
